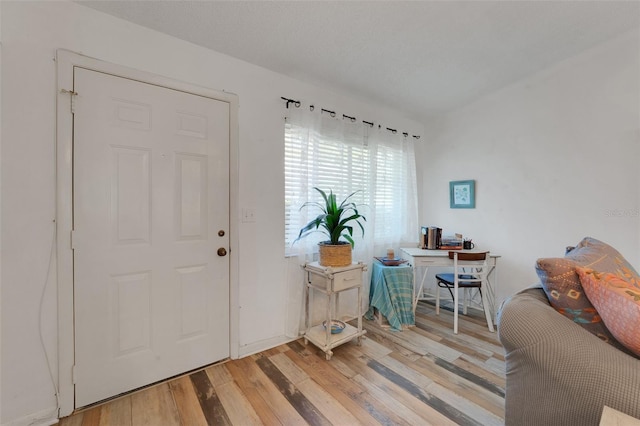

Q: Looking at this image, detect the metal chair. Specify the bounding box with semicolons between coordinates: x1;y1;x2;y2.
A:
435;251;494;334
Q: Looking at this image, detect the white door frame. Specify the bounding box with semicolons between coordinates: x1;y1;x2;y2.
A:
55;49;240;417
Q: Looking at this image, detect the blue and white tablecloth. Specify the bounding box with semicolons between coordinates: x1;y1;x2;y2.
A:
365;261;415;331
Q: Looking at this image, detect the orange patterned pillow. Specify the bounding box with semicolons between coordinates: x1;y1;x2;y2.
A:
576;267;640;357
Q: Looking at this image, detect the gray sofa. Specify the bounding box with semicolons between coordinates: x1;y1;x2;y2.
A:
497;285;640;426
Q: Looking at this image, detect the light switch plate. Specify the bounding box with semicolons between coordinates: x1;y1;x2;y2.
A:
241;208;256;223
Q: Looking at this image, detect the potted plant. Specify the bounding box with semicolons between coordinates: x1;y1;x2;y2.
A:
295;187;367;267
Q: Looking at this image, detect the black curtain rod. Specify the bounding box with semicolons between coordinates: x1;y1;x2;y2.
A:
321;108;336;117
280;97;300;109
281;96;420;139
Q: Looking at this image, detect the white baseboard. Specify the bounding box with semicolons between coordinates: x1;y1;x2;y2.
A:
2;407;58;426
237;334;299;358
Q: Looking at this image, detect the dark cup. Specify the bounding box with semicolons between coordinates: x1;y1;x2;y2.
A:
463;240;474;250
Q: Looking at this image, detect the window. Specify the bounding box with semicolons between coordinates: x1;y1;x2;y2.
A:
284;109;418;255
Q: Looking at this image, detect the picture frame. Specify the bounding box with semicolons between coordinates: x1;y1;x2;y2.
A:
449;180;475;209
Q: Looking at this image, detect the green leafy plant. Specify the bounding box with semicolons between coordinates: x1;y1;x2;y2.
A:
295;188;367;247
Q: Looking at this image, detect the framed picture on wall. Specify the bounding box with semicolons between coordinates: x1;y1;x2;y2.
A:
450;180;475;209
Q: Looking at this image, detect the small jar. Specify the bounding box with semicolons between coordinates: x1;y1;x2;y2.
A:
386;248;395;259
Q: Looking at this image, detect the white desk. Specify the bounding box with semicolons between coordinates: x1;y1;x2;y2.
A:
400;247;500;318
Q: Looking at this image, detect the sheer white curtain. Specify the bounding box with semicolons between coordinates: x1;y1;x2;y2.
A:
283;104;419;337
285;106;369;262
366;125;420;255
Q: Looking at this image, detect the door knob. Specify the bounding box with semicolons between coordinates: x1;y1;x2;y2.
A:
217;248;227;257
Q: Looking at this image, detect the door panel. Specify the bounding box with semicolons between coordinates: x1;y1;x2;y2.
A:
175;153;208;240
73;67;230;407
111;146;151;244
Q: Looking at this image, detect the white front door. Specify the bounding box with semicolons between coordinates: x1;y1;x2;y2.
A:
73;67;230;407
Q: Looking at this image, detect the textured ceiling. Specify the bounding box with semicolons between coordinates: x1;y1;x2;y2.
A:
77;1;640;121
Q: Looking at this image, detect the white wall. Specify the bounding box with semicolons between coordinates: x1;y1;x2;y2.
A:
0;1;423;424
416;30;640;306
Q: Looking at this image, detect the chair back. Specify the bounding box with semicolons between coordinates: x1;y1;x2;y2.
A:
447;251;487;261
452;251;489;286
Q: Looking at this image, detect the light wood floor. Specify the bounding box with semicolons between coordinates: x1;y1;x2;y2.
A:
58;302;505;426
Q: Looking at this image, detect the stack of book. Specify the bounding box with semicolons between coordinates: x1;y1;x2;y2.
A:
440;235;463;250
420;226;442;249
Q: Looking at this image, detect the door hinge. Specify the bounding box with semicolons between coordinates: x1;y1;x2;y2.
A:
70;230;75;250
60;89;78;113
72;365;77;384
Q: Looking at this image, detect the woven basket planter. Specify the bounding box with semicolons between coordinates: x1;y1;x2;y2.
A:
318;242;352;267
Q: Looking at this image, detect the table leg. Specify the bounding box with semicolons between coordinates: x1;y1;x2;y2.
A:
357;285;363;345
326;292;333;351
304;279;310;345
412;265;430;312
486;262;497;321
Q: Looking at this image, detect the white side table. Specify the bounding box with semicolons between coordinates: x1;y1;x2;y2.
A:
303;261;367;360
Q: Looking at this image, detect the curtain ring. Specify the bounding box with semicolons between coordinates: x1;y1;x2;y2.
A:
310;105;315;111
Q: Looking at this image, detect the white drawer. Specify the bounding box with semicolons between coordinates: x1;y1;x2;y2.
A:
332;268;362;291
306;263;365;292
412;258;441;267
